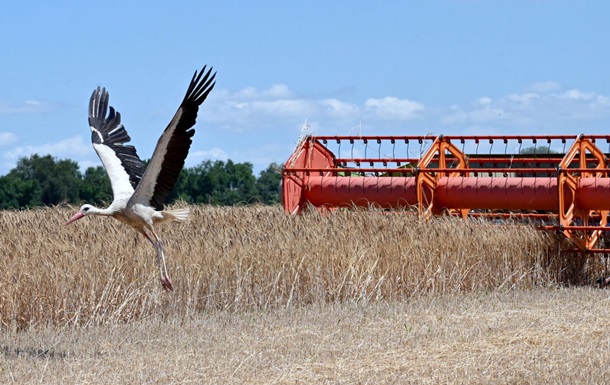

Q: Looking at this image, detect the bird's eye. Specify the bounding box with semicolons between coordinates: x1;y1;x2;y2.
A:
83;207;89;212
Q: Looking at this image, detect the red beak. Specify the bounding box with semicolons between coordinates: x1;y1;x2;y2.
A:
65;211;85;226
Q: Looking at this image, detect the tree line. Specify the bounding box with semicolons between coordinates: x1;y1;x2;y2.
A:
0;154;283;210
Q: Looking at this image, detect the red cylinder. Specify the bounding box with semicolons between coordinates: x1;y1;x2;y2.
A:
303;176;418;209
576;178;610;210
435;177;559;211
291;174;610;213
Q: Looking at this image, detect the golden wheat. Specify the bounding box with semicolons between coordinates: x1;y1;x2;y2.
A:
0;205;597;330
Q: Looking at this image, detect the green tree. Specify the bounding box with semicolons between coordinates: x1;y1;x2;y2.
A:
0;174;42;209
0;155;284;209
79;165;113;205
8;154;81;206
221;160;258;204
198;160;257;205
255;162;282;204
519;145;559;155
169;160;259;205
168;166;202;204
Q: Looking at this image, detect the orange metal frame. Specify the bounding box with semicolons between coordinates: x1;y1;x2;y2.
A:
282;134;610;253
557;135;609;250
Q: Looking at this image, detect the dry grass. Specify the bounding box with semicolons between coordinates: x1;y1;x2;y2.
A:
0;205;599;330
1;205;610;383
2;288;610;384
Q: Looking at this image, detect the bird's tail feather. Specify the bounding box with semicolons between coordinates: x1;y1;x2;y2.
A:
165;207;190;221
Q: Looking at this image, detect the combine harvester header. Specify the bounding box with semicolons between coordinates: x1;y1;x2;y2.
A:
282;134;610;253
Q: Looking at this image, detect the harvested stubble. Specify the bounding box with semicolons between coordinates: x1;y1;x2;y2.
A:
0;205;591;330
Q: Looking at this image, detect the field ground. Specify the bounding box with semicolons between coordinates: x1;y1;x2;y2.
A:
1;206;610;383
2;287;610;384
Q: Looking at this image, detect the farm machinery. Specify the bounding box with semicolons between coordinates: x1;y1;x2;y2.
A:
282;134;610;253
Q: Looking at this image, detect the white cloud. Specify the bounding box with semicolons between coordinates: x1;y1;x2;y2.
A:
233;84;293;100
0;132;18;146
476;97;492;106
441;97;507;125
320;99;359;117
248;99;316;116
3;136;91;162
558;89;594;101
0;99;59;115
593;95;610;108
207;85;317;125
190;147;229;161
364;97;424;120
205;81;610;153
206;85;427;133
264;84;293;99
507;92;539;103
526;81;561;93
439;82;610;129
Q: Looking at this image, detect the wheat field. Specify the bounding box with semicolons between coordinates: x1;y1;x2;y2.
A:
1;205;610;383
0;205;584;330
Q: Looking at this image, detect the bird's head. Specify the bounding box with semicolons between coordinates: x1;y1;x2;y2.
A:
65;204;96;226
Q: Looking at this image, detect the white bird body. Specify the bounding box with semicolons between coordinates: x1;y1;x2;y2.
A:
66;66;216;291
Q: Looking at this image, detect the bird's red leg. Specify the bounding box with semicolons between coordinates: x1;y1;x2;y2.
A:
140;229;173;291
141;231;154;244
152;232;173;292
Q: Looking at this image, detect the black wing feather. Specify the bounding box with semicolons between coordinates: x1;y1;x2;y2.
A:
147;66;216;210
89;87;146;189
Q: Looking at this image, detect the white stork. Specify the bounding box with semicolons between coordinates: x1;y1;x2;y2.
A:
65;66;216;291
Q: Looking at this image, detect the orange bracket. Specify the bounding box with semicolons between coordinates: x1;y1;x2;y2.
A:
417;135;469;219
558;134;609;250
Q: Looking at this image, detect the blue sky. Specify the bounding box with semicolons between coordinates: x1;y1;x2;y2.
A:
1;1;609;176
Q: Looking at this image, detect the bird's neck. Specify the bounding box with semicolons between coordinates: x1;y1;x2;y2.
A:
90;206;116;216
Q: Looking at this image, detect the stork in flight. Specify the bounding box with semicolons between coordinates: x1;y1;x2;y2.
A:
65;66;216;291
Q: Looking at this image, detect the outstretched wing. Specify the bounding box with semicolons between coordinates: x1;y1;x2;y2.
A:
130;65;216;210
89;87;146;202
